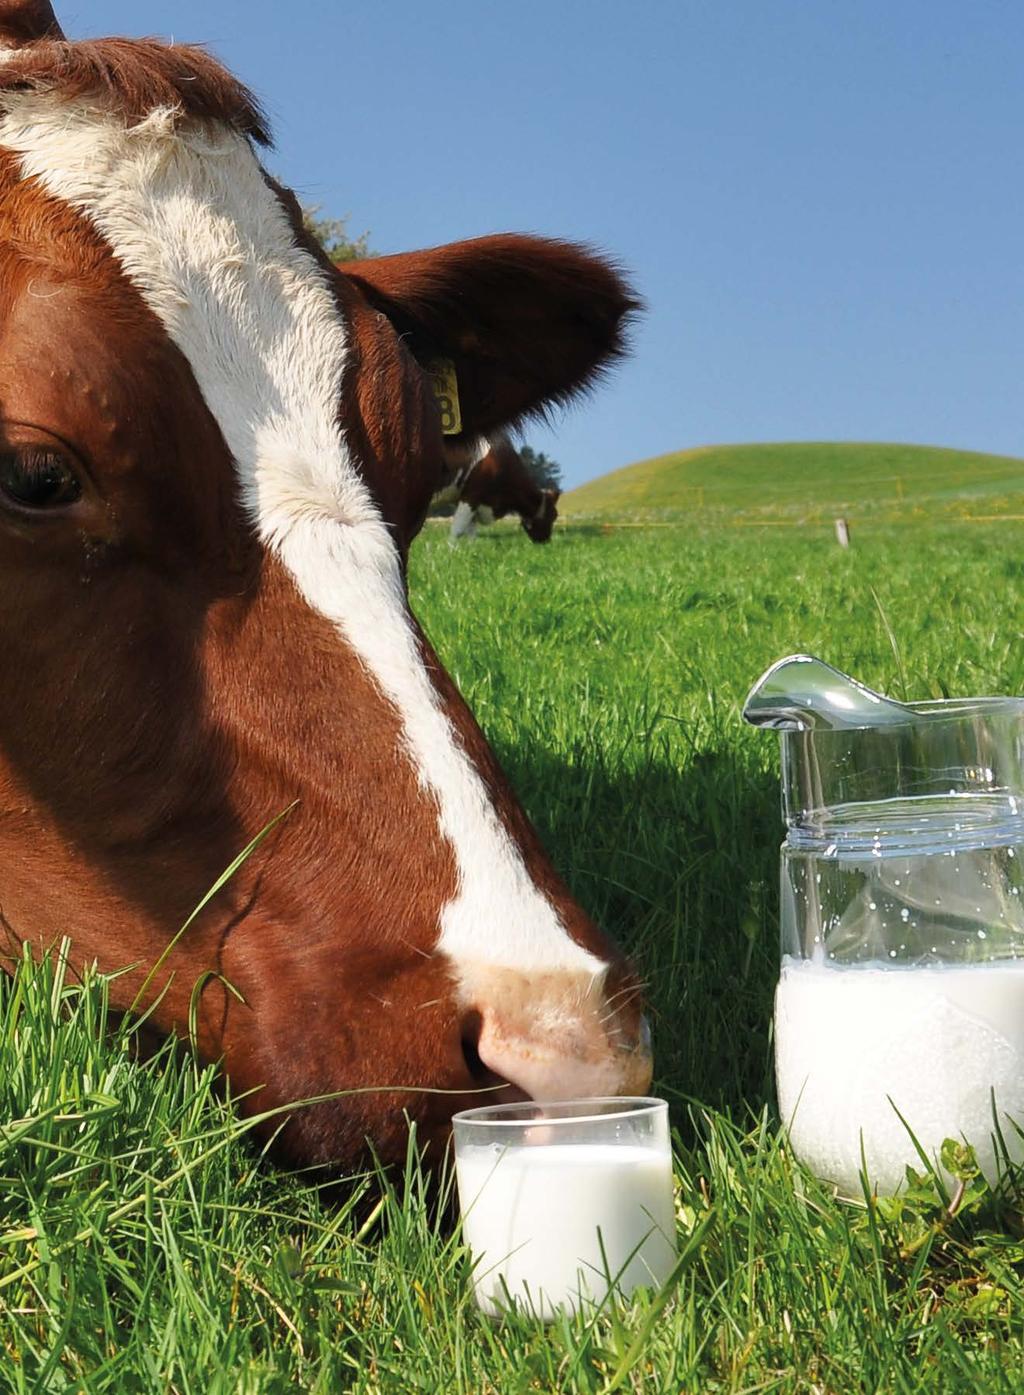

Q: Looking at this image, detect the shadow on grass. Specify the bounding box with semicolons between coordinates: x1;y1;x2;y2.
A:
495;740;782;1128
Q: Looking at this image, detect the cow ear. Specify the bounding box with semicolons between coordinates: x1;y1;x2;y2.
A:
339;235;639;448
0;0;63;47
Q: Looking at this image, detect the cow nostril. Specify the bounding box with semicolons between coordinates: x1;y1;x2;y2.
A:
460;1010;487;1083
460;1011;532;1103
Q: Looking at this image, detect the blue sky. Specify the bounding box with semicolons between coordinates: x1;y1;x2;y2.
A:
76;1;1023;489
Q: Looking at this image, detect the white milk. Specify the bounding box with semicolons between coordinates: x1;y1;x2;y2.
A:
455;1142;676;1318
775;956;1024;1195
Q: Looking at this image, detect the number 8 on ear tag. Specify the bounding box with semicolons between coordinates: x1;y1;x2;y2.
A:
428;359;462;436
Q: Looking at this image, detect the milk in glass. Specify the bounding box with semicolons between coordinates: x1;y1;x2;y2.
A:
453;1099;676;1318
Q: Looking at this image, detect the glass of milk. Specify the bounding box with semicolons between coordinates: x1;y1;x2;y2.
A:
452;1097;677;1319
745;655;1024;1196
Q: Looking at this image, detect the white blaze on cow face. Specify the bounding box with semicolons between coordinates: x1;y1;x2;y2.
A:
0;93;609;1043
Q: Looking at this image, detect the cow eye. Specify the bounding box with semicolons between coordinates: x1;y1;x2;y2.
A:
0;448;82;510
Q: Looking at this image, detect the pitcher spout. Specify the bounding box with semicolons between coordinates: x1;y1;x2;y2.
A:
742;654;914;732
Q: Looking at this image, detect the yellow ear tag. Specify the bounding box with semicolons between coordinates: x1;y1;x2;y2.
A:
428;358;462;436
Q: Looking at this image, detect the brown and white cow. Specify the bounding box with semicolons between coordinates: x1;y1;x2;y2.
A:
446;434;560;544
0;2;647;1168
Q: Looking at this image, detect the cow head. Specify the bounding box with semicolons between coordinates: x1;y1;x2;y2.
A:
523;488;561;543
0;2;648;1166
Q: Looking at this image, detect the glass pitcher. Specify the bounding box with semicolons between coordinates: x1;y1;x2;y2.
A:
744;655;1024;1195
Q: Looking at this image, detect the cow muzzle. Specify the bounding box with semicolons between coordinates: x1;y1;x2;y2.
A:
459;966;653;1103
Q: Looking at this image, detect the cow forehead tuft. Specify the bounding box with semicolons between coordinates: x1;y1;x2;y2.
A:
0;36;270;145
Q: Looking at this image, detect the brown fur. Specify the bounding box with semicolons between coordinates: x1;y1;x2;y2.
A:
0;16;649;1168
0;0;62;46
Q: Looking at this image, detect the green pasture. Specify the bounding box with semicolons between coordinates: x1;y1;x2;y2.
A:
4;497;1024;1390
563;441;1024;525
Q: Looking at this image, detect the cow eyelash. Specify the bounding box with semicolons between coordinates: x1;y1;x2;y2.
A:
0;446;83;511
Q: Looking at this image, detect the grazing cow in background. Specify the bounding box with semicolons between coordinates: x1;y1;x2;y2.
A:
0;1;647;1168
447;434;560;544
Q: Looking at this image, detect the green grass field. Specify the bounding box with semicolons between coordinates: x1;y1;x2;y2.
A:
563;441;1024;525
4;499;1024;1391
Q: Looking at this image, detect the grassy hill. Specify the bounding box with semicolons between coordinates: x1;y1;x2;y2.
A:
563;441;1024;524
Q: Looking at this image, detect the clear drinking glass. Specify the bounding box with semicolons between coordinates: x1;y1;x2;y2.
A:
452;1097;676;1319
745;656;1024;1195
